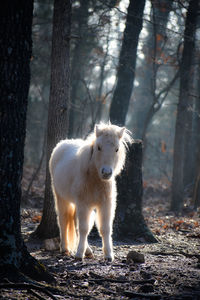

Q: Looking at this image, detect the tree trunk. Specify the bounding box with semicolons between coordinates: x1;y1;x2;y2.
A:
0;1;53;283
68;0;90;137
114;141;157;242
192;29;200;208
193;156;200;208
109;0;145;126
141;0;173;144
35;0;71;239
171;0;199;211
183;7;200;192
132;0;173;140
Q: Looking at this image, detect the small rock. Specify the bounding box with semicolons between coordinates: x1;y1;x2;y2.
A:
140;270;152;279
44;237;59;251
129;266;136;271
138;284;154;293
127;250;145;263
82;281;89;288
196;263;200;269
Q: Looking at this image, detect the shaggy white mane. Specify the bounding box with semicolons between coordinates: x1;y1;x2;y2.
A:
86;122;133;148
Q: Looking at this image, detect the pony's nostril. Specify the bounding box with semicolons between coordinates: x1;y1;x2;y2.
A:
102;167;112;178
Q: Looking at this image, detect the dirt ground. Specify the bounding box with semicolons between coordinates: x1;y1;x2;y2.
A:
1;169;200;299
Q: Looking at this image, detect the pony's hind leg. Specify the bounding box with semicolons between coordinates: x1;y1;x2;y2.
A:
67;203;77;253
55;194;72;255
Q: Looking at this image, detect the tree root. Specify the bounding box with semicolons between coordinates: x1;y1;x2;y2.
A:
0;282;58;300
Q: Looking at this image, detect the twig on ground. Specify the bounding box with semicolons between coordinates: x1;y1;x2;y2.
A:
124;290;161;299
89;271;155;285
29;288;47;300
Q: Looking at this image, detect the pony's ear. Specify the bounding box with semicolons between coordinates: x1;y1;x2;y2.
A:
95;125;102;137
118;127;125;139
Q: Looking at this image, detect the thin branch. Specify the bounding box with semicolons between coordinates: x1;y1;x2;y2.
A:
98;0;194;41
142;70;179;142
155;70;180;106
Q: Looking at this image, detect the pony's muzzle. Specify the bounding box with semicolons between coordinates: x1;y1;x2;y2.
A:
101;167;112;180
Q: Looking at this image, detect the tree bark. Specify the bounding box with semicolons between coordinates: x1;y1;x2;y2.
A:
193;159;200;208
171;0;199;212
183;7;200;192
68;0;90;137
114;141;157;242
141;0;173;144
192;32;200;208
133;0;173;140
109;0;145;126
35;0;71;239
0;1;53;283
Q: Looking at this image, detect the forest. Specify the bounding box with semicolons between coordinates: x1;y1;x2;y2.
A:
0;0;200;299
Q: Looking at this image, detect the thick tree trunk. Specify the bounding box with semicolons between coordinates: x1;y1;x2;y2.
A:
109;0;145;126
114;141;157;242
171;0;199;212
0;1;53;283
35;0;71;239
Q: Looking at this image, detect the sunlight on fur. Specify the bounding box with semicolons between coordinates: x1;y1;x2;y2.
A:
49;123;133;261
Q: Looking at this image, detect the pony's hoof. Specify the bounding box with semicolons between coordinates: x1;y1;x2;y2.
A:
85;252;94;259
74;255;83;262
64;250;71;257
104;256;114;263
60;248;71;256
85;247;94;259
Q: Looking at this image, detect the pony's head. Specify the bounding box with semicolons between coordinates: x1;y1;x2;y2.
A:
91;123;133;180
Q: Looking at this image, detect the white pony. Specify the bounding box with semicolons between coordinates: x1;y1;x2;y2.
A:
49;123;132;261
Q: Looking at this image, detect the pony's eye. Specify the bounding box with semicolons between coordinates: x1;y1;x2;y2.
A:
98;146;101;151
116;148;119;152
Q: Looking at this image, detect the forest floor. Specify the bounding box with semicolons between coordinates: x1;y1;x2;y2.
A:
1;168;200;299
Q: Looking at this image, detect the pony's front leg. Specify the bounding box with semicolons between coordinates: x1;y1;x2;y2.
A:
97;203;115;262
75;206;92;260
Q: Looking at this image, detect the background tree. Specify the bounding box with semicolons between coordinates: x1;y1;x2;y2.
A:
115;141;157;242
108;0;156;241
69;0;92;137
0;1;53;282
132;0;174;142
193;153;200;208
109;0;146;126
69;0;118;137
183;2;200;197
35;0;71;239
24;1;53;167
192;13;200;208
171;0;199;212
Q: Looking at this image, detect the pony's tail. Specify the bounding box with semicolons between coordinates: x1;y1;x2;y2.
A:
67;203;77;253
